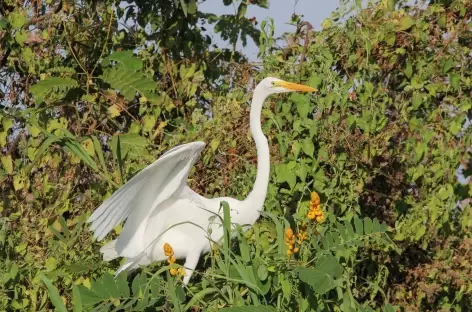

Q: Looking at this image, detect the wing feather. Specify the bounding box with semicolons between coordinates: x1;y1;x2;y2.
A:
88;141;205;257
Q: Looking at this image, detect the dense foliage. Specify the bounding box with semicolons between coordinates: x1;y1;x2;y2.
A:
1;0;471;311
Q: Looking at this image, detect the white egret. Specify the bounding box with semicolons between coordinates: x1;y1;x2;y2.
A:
88;77;317;284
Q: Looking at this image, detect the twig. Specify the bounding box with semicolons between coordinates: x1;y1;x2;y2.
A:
298;21;313;73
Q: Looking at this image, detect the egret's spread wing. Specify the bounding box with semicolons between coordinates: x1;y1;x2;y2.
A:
88;141;205;257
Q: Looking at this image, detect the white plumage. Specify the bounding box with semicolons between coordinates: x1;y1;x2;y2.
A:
88;77;317;284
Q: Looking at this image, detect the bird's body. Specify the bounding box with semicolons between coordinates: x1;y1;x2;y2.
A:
88;77;316;284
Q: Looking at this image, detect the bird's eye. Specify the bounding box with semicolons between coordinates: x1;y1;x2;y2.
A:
271;81;275;86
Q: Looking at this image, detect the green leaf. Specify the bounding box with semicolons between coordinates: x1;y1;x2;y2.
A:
292;93;310;117
276;163;296;189
1;155;13;174
30;77;79;104
91;135;107;174
39;274;68;312
101;50;142;70
257;264;268;281
237;1;247;19
296;267;334;295
398;15;415;31
210;139;220;152
295;255;343;295
301;138;314;158
0;18;8;30
116;272;130;298
111;133;149;159
449;73;460;89
364;217;373;234
71;284;83;312
414;224;426;240
142;115;157;134
101;273;121;299
63;138;99;171
180;0;188;17
8;12;26;29
353;217;363;235
100;66;158;103
405;62;413;78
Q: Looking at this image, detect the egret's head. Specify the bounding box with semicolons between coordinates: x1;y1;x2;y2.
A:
258;77;318;94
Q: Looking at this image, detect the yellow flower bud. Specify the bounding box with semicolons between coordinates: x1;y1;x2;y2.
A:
168;256;176;264
294;247;299;253
163;243;174;257
285;228;294;239
311;192;320;206
170;268;178;276
316;215;325;223
178;268;186;276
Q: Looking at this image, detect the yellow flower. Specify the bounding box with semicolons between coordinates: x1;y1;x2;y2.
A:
177;268;186;276
316;214;325;223
310;192;320;206
163;243;174;257
170;268;178;276
293;247;299;253
287;249;293;256
168;256;176;264
285;228;294;239
308;210;317;220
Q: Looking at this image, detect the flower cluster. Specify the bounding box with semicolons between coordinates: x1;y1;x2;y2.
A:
163;243;185;276
307;191;325;223
285;222;308;256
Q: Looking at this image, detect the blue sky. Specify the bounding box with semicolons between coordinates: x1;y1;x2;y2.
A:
200;0;341;60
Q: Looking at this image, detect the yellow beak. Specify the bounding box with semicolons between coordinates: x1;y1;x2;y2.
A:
277;81;318;92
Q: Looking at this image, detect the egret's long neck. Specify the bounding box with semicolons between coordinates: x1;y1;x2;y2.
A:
243;88;270;212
